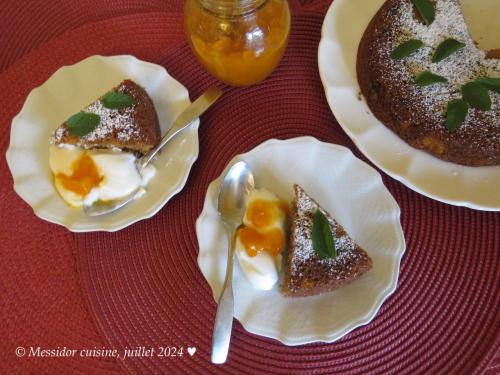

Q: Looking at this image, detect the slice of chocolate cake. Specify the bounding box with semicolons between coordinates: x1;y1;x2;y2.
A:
50;79;160;155
282;185;372;297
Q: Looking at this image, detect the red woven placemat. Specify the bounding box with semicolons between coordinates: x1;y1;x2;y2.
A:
73;14;499;375
0;10;183;375
0;0;185;73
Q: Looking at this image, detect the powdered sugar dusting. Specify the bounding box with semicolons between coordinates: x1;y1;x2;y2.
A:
289;186;369;280
52;126;66;143
378;0;499;131
50;82;139;146
83;100;138;143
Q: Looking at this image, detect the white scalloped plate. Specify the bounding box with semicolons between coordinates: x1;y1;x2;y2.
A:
196;137;405;345
318;0;500;211
6;55;199;232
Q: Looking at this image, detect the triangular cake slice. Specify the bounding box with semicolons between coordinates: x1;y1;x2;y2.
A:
282;185;373;297
50;79;160;155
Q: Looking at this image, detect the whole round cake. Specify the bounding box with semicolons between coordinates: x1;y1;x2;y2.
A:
357;0;500;166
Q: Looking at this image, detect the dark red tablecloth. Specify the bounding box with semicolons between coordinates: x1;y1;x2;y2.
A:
1;1;499;374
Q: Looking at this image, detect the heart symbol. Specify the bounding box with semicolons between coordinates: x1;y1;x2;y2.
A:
187;347;196;356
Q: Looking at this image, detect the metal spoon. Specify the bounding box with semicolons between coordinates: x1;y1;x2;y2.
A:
83;87;223;216
211;161;254;364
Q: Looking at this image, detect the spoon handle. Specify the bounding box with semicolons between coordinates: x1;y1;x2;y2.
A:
138;87;223;171
211;227;236;364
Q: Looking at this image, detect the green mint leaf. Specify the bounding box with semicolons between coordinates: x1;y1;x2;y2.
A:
414;71;448;86
432;38;466;63
101;91;135;109
412;0;435;25
312;209;336;260
446;99;468;131
461;82;492;110
476;77;500;94
66;112;100;136
391;39;425;60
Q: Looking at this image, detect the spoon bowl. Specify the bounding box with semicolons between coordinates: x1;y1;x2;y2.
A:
217;161;255;223
211;161;254;364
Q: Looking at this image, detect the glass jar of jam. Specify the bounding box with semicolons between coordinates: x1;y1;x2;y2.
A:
185;0;291;86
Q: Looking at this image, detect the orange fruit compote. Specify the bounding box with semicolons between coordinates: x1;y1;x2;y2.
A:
56;153;103;196
237;194;288;257
185;0;291;86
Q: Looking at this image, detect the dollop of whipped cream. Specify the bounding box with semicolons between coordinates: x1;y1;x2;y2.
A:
49;144;155;207
234;188;287;290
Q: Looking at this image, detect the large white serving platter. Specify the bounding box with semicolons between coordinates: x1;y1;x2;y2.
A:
318;0;500;211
